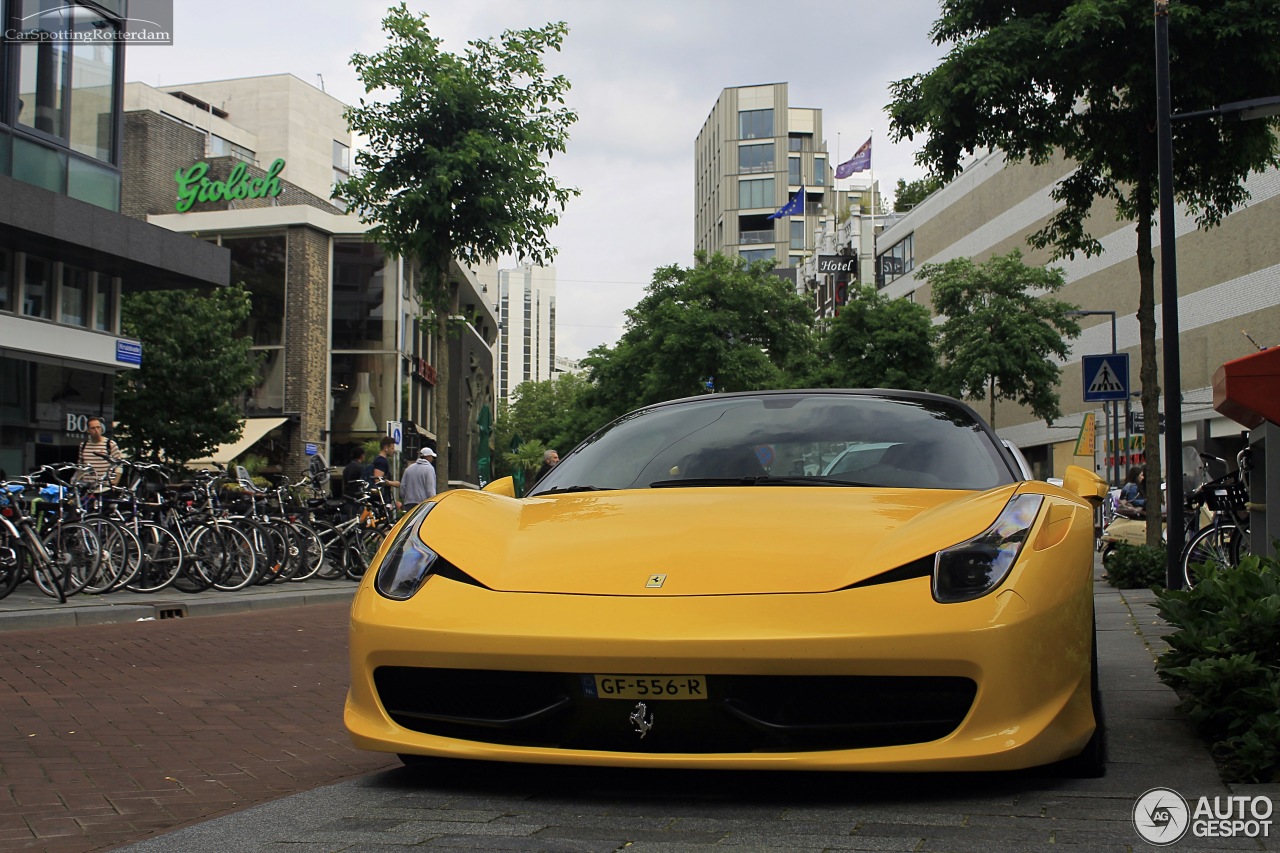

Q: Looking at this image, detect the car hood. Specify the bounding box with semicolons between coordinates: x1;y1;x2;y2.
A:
419;485;1027;595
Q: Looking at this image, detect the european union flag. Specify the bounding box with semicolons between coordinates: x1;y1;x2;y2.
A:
767;186;804;220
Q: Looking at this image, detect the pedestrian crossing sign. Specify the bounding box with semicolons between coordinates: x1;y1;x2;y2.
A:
1081;354;1129;402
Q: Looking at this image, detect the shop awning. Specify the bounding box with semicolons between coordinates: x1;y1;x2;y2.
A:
188;417;289;467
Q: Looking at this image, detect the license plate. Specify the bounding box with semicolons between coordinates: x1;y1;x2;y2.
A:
592;675;707;701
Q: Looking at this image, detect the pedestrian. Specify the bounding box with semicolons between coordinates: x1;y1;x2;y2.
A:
535;448;559;482
400;447;438;510
342;446;368;520
370;436;400;498
1119;465;1146;514
77;417;123;491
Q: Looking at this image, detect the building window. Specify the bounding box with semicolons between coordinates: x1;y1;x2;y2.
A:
92;275;116;332
15;2;119;164
738;143;773;174
877;233;915;289
222;234;287;347
22;255;53;319
60;265;89;326
332;139;350;192
738;177;774;210
790;220;804;250
332;240;393;351
813;157;826;186
788;157;801;186
740;248;775;264
738;109;773;140
0;248;12;314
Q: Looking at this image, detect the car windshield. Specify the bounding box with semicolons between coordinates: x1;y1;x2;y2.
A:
529;392;1016;494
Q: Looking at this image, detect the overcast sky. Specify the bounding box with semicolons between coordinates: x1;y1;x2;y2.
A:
126;1;950;360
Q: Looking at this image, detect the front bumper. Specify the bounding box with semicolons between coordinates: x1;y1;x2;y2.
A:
346;557;1096;772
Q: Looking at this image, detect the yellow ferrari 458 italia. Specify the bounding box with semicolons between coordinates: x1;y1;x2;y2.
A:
347;390;1109;775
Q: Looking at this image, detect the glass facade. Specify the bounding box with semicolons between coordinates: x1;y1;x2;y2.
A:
331;239;398;450
0;353;116;476
3;0;123;210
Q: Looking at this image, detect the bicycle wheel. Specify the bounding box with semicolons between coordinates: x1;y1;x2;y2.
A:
1182;524;1239;589
173;521;223;593
0;522;22;600
256;520;295;584
80;519;137;594
210;522;259;591
126;522;185;593
286;522;325;582
228;516;280;585
309;520;347;580
37;522;102;597
344;526;387;580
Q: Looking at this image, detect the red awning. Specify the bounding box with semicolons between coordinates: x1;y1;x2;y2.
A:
1212;347;1280;428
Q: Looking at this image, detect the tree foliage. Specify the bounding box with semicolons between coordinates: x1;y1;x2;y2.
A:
338;5;579;485
581;252;813;420
114;285;260;466
924;250;1080;427
893;176;944;212
802;286;938;390
504;373;598;455
888;0;1280;540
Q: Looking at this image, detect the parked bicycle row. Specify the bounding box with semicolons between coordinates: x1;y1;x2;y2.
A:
0;456;400;602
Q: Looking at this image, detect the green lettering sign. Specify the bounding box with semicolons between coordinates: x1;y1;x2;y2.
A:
174;157;286;212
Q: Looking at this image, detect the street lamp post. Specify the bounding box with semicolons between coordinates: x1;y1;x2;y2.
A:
1068;310;1121;488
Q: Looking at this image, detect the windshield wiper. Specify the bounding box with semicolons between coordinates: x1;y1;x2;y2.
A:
534;485;617;495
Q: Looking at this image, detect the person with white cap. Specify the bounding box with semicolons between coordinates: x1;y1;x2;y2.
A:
400;446;438;509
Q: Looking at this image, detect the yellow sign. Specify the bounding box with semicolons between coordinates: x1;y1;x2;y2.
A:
1075;412;1096;457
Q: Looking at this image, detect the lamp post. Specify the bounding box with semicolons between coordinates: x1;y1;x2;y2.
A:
1067;310;1121;488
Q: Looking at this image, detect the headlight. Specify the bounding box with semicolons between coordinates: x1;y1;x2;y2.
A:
932;493;1043;603
374;505;439;600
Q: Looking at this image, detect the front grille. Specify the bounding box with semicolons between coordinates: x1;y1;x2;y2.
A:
373;667;976;753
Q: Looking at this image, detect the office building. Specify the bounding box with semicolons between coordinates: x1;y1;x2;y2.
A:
495;263;556;400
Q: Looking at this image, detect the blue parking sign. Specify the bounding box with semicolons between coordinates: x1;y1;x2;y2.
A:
1081;354;1129;402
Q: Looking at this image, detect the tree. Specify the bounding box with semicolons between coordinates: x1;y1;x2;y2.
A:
503;438;548;497
803;285;937;390
893;176;944;212
923;251;1080;428
114;285;260;466
584;252;814;416
506;373;598;454
338;5;579;489
888;0;1280;540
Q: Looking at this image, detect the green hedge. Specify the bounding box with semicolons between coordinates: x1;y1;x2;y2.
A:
1104;543;1166;588
1155;553;1280;782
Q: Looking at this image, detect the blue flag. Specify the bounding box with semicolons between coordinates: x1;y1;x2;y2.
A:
767;186;804;220
835;137;871;178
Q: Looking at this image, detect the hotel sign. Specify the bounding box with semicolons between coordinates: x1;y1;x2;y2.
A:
174;158;285;212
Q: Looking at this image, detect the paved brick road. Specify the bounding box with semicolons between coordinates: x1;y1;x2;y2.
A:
0;603;396;853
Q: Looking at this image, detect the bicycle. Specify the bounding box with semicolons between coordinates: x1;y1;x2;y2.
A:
0;468;103;602
1180;449;1252;588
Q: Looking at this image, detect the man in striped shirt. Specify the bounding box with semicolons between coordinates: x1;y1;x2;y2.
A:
78;417;122;490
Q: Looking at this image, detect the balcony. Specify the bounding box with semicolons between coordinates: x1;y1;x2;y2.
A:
739;229;775;245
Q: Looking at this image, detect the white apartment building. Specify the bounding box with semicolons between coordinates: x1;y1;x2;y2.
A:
496;264;556;400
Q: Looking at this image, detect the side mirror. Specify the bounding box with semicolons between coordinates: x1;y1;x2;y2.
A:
1061;464;1108;505
481;476;516;497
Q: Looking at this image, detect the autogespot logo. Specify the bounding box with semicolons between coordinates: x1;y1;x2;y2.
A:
1134;787;1275;845
1134;787;1190;846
